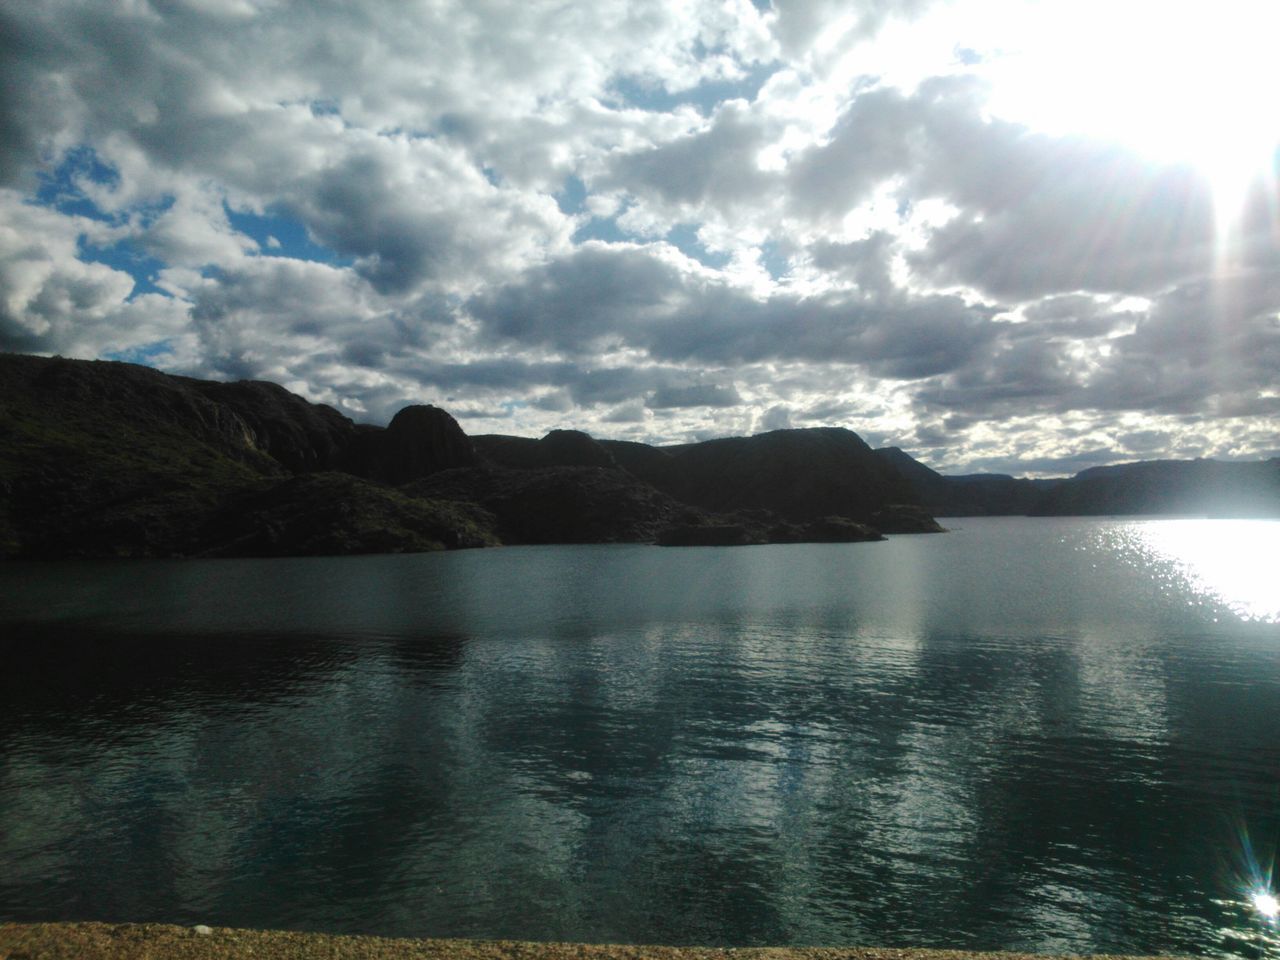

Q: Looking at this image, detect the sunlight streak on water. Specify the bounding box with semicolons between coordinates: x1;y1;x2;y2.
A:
1117;519;1280;623
1253;892;1279;919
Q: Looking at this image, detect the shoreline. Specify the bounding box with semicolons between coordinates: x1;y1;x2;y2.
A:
0;923;1190;960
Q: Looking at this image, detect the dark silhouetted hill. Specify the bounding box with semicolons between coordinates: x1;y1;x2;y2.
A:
599;427;927;529
405;465;690;545
0;354;492;558
1029;458;1280;517
472;430;617;470
0;354;913;557
874;446;1280;518
874;447;1061;516
8;353;1276;560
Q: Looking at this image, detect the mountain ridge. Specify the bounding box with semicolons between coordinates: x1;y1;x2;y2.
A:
3;352;1275;559
0;353;932;558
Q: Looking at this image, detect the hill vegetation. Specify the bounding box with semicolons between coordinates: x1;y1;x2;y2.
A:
0;354;934;558
2;353;1274;560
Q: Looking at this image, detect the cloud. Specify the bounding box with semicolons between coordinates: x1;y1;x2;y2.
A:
647;383;743;409
758;404;793;430
0;191;188;358
466;242;998;376
602;101;778;213
0;0;1276;474
768;0;938;58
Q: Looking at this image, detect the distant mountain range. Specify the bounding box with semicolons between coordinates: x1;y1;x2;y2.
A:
0;353;1275;559
873;446;1280;518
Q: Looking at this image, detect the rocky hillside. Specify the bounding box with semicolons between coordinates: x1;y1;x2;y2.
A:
0;354;490;558
0;353;936;559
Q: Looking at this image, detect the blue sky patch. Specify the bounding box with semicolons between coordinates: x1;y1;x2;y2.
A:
572;215;631;246
225;204;352;266
103;340;174;367
759;239;789;280
667;223;730;269
35;146;123;223
78;236;168;299
556;175;588;215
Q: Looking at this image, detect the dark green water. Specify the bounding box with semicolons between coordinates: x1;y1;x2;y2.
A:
2;517;1279;956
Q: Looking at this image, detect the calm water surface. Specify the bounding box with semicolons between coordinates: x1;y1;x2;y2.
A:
2;517;1279;956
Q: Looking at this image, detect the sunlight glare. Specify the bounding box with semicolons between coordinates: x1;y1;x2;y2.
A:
977;0;1279;230
1254;892;1279;920
1132;520;1280;623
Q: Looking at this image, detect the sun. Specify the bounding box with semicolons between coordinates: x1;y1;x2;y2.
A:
979;0;1280;231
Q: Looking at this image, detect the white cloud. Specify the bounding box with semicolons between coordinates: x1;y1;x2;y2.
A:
0;191;189;358
0;0;1276;472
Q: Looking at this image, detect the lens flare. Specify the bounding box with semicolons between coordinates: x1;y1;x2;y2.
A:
1253;892;1280;919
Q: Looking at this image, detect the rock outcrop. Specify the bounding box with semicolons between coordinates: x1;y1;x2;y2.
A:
473;430;618;470
190;378;356;472
359;404;477;484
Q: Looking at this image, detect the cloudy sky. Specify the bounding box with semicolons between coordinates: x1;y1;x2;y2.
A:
1;0;1278;474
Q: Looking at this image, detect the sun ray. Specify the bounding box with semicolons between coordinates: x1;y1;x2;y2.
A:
977;0;1280;236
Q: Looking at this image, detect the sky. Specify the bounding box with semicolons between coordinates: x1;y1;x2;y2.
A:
1;0;1278;475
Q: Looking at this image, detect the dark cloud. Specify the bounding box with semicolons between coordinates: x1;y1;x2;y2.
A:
808;231;897;295
1018;295;1136;340
467;243;998;376
915;336;1081;416
787;84;921;219
1079;271;1280;417
602;101;776;210
602;401;648;423
647;383;743;408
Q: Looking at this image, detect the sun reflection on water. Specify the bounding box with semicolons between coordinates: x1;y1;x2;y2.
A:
1253;891;1280;920
1122;519;1280;623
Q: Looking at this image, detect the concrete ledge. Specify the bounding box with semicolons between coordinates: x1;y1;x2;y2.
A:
0;923;1190;960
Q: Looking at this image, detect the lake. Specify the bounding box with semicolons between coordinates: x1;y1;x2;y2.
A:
2;517;1279;956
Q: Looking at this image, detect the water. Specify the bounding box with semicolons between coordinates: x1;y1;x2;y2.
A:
2;517;1279;956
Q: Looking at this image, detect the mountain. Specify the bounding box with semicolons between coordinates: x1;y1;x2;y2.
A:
479;427;943;535
8;352;1271;560
0;353;492;558
472;430;618;470
874;446;1280;518
1030;458;1280;517
0;353;930;559
873;447;1061;516
600;427;915;522
458;425;945;541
